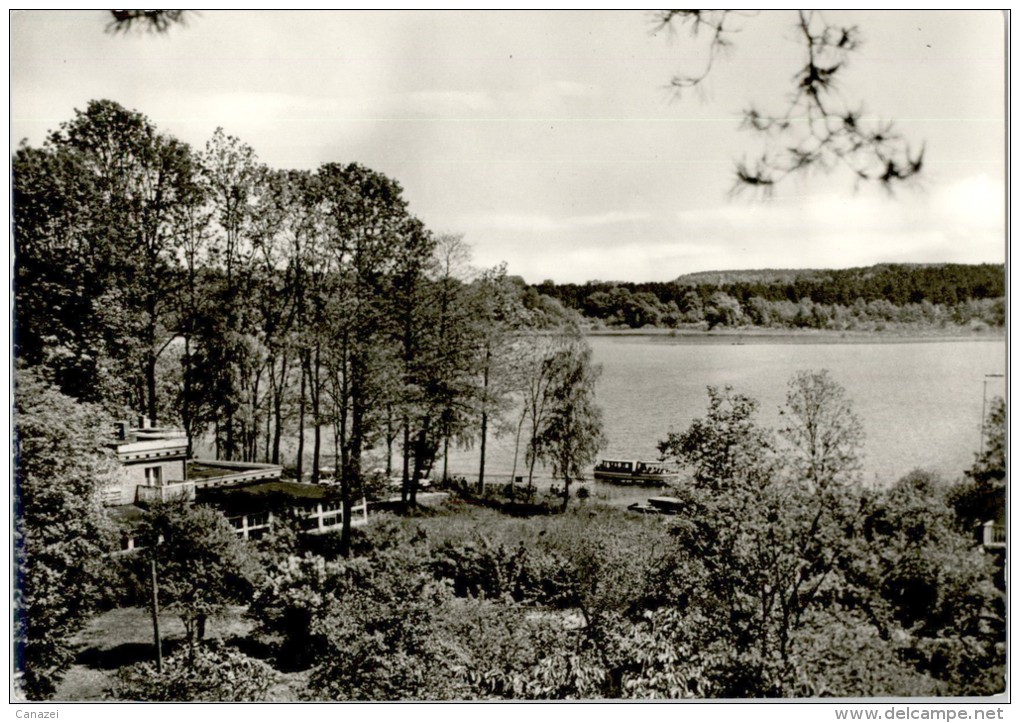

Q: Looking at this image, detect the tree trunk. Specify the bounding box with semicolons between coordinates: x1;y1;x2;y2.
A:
477;346;491;494
272;354;289;465
401;417;411;505
264;394;273;464
385;405;394;477
510;408;527;485
182;336;195;457
442;436;450;484
311;344;322;484
410;423;430;507
225;404;235;462
527;439;539;495
146;350;158;427
478;410;488;495
296;352;307;482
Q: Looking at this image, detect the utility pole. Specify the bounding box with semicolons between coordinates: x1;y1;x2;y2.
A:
150;558;163;673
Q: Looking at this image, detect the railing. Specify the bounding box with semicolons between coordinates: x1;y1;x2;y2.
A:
305;497;369;534
101;486;124;506
226;498;369;539
136;481;196;504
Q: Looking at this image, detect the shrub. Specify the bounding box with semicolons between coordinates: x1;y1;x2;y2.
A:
110;642;277;701
306;547;462;701
247;554;343;670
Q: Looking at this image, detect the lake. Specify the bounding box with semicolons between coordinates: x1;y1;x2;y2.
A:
444;335;1006;487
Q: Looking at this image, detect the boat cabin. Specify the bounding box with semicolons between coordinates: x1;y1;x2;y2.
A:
593;459;678;486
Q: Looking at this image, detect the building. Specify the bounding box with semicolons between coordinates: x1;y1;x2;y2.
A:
978;508;1006;551
106;420;367;551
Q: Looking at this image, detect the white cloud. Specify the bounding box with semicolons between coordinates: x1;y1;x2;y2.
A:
936;174;1005;225
468;210;649;233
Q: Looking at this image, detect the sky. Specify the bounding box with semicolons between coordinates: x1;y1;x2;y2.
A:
10;10;1006;284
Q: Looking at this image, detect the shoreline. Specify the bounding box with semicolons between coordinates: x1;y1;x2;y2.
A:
584;326;1006;345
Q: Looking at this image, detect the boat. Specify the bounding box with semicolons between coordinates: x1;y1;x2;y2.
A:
593;459;678;486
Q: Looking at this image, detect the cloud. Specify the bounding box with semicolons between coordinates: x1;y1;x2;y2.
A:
668;176;1005;269
468;210;649;233
936;173;1004;224
396;79;604;118
468;174;1006;284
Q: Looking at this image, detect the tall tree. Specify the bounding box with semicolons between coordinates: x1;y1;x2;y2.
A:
516;335;568;493
317;162;411;555
948;395;1006;529
15;100;198;419
13;142;119;404
472;263;530;493
168;161;214;455
655;373;872;696
59;100;198;423
779;369;864;489
536;341;606;511
199;128;267;459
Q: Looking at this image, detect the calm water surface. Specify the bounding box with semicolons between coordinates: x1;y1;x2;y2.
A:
446;336;1006;486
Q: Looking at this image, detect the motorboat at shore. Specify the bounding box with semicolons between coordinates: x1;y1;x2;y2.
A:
592;459;679;486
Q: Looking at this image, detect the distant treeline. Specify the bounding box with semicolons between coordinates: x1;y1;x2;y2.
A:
532;263;1005;330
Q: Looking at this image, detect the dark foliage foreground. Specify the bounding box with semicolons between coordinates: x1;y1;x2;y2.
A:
20;373;1006;700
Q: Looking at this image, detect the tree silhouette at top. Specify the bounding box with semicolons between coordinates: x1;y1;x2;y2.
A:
656;10;924;195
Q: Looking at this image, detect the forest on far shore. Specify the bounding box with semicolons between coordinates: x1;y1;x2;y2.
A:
532;263;1005;331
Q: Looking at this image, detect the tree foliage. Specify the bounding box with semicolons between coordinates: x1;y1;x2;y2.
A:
106;10;191;35
536;263;1005;331
779;369;864;489
656;10;924;194
649;372;1002;697
536;341;606;510
136;499;260;645
948;395;1006;530
14;369;119;699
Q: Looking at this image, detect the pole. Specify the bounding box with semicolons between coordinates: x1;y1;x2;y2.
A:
150;558;162;673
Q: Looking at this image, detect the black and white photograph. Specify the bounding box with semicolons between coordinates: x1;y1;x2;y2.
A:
11;10;1006;707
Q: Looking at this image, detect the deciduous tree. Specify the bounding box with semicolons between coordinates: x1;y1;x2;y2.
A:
779;369;864;489
14;370;119;699
537;342;606;511
136;499;259;647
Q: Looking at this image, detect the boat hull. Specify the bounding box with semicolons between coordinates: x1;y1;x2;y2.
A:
593;470;675;487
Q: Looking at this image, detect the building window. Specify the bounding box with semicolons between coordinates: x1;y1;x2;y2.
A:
144;466;162;485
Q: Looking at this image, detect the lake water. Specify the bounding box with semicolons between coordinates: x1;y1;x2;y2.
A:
444;335;1006;487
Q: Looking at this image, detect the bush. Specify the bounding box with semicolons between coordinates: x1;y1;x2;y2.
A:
110;641;278;701
247;554;344;670
306;547;462;701
430;538;577;606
